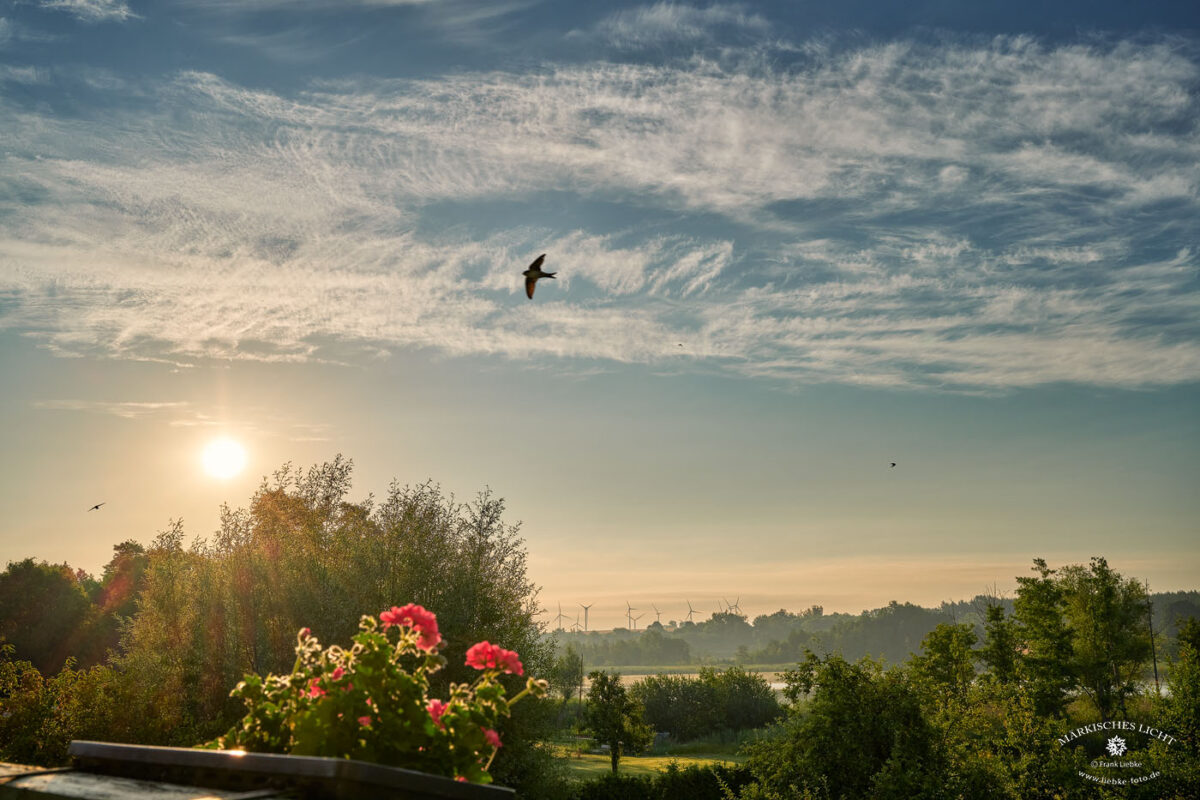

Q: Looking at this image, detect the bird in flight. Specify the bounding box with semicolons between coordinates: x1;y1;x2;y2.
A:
522;254;556;299
87;502;106;512
889;462;897;468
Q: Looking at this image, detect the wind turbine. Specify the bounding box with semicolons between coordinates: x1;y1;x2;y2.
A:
725;596;742;615
625;600;637;629
579;603;593;632
685;600;697;623
570;613;583;633
631;613;644;631
553;602;570;631
652;604;662;624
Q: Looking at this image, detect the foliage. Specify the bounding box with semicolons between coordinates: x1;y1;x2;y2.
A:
1013;558;1075;717
1152;617;1200;794
568;762;751;800
631;667;779;742
0;559;92;674
208;605;547;783
908;622;977;709
1057;556;1152;719
585;671;653;773
741;653;948;800
550;644;585;706
977;604;1019;684
0;646;118;764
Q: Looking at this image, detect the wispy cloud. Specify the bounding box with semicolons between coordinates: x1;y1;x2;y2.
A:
582;2;770;49
1;36;1198;390
34;399;335;441
172;0;435;8
34;400;189;418
38;0;139;23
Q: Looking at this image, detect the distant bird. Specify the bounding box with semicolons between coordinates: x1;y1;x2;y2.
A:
522;254;556;299
87;502;106;512
889;463;897;468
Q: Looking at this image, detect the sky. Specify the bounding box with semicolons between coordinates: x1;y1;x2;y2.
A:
1;0;1198;630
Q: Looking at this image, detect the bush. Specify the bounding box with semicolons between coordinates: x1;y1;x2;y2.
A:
631;667;779;742
567;763;752;800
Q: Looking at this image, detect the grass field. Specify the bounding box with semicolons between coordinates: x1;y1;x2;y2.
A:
545;741;747;780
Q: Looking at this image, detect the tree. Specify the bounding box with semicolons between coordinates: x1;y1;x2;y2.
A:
585;671;652;773
745;653;947;800
1057;556;1151;719
1153;617;1200;792
0;559;91;674
703;666;780;733
909;623;977;709
977;604;1019;684
1013;558;1074;717
550;644;584;708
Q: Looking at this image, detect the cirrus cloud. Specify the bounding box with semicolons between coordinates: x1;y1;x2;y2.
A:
1;35;1198;390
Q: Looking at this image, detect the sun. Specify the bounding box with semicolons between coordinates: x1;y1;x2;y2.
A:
201;437;247;480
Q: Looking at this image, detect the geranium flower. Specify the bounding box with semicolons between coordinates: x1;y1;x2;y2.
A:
464;641;523;675
427;698;448;730
482;728;502;749
306;678;326;699
358;716;372;727
380;603;442;651
330;666;345;681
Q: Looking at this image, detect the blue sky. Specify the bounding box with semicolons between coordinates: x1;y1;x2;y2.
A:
1;0;1198;627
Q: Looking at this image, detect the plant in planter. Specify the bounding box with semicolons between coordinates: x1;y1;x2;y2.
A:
206;604;548;785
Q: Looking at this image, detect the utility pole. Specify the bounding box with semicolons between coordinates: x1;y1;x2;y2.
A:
1146;580;1160;696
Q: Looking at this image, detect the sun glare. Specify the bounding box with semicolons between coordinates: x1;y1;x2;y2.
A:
202;437;247;480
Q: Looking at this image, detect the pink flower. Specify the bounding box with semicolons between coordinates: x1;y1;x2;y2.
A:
455;776;467;783
427;699;448;730
330;666;344;681
380;604;442;651
482;728;502;749
358;716;372;727
306;678;326;699
298;627;311;638
464;641;524;675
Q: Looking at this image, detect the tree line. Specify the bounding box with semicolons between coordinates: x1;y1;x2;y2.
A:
560;585;1199;669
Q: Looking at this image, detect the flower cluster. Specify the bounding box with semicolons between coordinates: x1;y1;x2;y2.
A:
205;604;547;785
465;641;523;675
380;603;442;651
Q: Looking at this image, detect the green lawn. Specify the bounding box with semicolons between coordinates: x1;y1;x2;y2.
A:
544;741;747;780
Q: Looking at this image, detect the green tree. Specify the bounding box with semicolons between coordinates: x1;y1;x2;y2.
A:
550;643;584;708
744;653;948;800
909;622;977;710
0;559;91;674
703;666;780;733
585;670;652;773
1013;558;1074;717
1153;617;1200;793
1058;556;1152;719
977;604;1019;684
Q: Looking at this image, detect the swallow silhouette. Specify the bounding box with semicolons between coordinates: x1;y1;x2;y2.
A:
87;502;106;512
522;254;556;299
889;463;897;468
